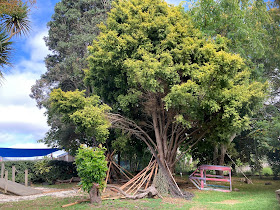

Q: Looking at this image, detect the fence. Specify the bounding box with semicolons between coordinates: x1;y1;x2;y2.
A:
1;163;29;193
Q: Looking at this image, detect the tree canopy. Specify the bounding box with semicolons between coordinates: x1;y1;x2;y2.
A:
31;0;111;152
187;0;279;89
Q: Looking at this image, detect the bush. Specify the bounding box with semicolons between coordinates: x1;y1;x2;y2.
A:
75;145;107;192
262;167;273;176
35;159;78;184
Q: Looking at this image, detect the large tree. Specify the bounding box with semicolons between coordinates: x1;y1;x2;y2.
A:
187;0;280;165
86;0;266;169
48;0;267;196
30;0;111;152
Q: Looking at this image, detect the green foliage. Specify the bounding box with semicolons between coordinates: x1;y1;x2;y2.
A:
232;104;280;176
187;0;276;79
0;30;12;70
34;158;53;183
0;0;31;81
34;159;78;184
110;130;150;171
2;160;37;183
2;160;77;184
87;0;266;129
75;145;108;193
262;167;273;176
49;89;111;147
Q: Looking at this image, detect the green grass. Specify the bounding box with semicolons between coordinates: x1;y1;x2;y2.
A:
0;177;279;209
189;177;280;210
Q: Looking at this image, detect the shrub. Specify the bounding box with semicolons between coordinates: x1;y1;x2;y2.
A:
262;167;273;176
34;159;78;184
75;145;107;203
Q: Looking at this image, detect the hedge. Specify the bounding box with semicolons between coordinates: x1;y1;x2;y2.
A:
1;160;77;184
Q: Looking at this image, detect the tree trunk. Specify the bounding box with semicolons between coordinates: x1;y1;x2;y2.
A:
219;144;227;166
117;151;121;166
89;183;101;204
213;144;218;165
213;144;219;175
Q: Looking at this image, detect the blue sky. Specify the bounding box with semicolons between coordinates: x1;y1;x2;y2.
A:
0;0;181;150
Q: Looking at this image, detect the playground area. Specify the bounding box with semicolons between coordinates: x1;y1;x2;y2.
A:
0;176;279;209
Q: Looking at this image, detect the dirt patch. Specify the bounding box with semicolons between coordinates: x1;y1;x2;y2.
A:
190;206;208;210
212;199;241;205
161;197;190;208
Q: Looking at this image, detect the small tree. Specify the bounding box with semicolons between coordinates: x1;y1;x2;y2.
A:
75;145;108;204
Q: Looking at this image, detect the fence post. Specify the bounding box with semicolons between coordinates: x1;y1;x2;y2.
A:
12;166;15;182
4;170;8;193
25;169;28;187
1;163;4;178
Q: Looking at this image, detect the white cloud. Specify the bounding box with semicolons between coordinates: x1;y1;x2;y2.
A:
0;23;51;148
27;29;49;62
9;142;49;149
0;72;40;105
0;133;15;143
0;105;48;132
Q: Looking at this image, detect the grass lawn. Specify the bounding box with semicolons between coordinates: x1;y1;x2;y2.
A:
0;177;279;209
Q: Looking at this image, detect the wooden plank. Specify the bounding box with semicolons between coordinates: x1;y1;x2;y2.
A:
4;171;8;194
25;169;28;187
125;161;154;194
116;163;134;178
120;164;150;190
154;163;158;178
0;178;42;196
0;163;4;179
12;166;15;182
165;160;183;196
199;165;231;171
191;177;230;182
145;162;156;189
112;161;131;180
132;171;151;195
103;161;112;192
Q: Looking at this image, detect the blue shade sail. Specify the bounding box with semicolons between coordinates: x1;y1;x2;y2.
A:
0;148;60;157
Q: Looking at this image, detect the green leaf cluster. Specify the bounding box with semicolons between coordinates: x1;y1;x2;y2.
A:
75;145;108;192
49;89;111;143
187;0;278;83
